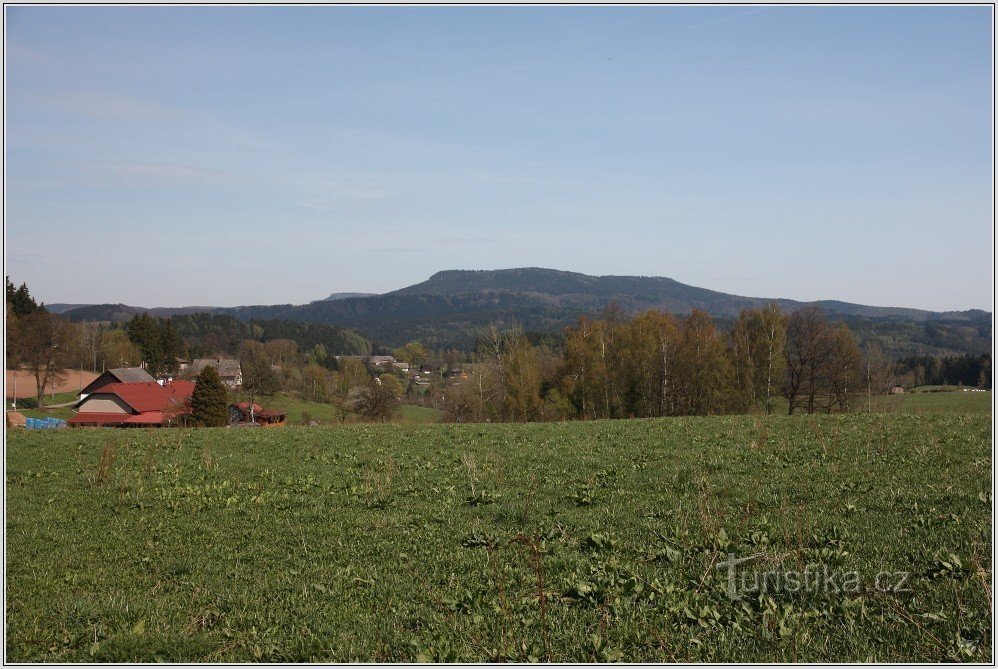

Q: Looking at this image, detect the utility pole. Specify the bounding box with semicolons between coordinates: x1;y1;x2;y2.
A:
50;344;59;401
12;373;16;410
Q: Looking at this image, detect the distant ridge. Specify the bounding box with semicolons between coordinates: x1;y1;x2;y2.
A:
57;267;991;355
323;292;377;301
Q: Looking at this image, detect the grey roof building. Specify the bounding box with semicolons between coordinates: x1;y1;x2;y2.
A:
190;358;244;389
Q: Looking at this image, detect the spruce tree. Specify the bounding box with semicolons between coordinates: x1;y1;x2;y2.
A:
191;366;229;427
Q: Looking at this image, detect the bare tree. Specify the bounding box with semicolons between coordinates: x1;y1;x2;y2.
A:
783;306;837;415
10;311;79;407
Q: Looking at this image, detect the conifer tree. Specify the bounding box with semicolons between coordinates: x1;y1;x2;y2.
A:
191;366;229;427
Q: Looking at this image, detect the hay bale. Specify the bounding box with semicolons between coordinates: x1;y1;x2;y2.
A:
6;411;27;429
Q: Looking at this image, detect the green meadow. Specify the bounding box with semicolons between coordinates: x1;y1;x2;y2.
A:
5;409;992;662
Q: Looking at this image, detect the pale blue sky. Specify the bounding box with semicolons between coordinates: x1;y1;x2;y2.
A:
5;6;993;310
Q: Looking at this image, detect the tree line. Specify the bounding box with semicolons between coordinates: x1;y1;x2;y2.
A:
6;276;991;421
439;304;902;422
893;353;992;389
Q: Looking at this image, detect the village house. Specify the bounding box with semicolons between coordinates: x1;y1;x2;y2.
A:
335;354;399;369
189;358;243;389
228;402;287;427
367;355;396;367
68;380;195;427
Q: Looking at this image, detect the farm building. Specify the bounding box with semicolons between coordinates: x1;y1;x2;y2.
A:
79;367;156;398
189;358;243;389
228;402;286;427
335;355;397;369
68;381;195;427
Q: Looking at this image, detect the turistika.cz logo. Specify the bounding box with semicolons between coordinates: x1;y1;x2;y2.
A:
716;552;912;601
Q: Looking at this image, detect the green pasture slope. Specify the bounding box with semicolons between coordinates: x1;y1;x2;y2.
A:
6;413;992;662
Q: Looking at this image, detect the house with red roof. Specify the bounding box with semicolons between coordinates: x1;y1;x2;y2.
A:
228;402;286;427
68;381;195;427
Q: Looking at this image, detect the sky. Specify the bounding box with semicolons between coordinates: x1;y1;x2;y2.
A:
4;6;994;311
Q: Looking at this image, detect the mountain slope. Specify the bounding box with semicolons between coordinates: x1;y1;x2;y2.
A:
59;268;991;354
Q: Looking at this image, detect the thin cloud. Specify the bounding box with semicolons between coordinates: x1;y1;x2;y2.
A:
26;90;185;123
683;8;769;31
79;160;229;183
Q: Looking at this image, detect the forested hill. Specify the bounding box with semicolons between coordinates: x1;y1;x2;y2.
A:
168;313;372;358
390;268;986;322
58;267;990;355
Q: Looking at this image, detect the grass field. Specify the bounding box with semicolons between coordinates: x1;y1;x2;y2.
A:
5;410;992;662
203;393;441;425
398;404;443;424
7;391;81;421
885;390;992;415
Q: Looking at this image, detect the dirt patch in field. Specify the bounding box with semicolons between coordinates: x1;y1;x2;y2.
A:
5;369;100;399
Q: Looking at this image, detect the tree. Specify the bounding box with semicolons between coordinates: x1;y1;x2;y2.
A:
730;304;787;414
378;373;405;399
9;310;78;407
242;356;280;398
617;310;679;417
191;366;229;427
355;379;399;421
125;314;182;375
562;317;613;419
393;341;429;367
784;307;863;414
5;277;43;317
502;336;543;421
302;363;329;402
672;310;733;415
335;358;370;397
827;324;863;413
441;375;485;423
78;322;104;373
101;329;142;370
756;304;788;415
783;307;837;415
861;341;892;412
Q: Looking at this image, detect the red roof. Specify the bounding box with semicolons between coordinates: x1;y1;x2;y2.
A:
68;411;167;426
81;381;194;413
125;411;164;424
68;413;129;425
98;382;170;412
165;380;195;400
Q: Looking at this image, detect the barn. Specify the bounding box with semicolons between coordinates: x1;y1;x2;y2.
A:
79;367;157;398
68;381;195;427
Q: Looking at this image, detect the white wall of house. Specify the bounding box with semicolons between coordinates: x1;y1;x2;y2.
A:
76;395;132;414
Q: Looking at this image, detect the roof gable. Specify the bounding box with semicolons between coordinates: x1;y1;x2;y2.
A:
190;358;242;377
80;367;155;396
78;381;192;413
109;367;156;383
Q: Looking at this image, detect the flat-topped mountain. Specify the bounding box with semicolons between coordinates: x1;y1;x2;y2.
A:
58;267;990;354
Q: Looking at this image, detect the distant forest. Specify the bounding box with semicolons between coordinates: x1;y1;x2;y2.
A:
893;354;992;389
168;313;372;362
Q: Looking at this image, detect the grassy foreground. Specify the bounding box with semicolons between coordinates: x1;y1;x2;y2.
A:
6;413;992;662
